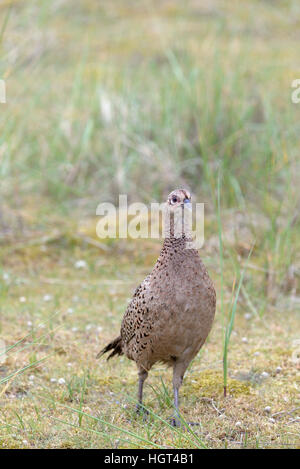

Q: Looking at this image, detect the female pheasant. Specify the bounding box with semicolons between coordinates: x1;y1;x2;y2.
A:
97;189;216;425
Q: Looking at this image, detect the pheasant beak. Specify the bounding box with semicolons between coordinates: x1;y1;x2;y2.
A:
183;198;192;211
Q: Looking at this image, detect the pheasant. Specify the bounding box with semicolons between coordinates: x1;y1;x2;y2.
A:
97;189;216;425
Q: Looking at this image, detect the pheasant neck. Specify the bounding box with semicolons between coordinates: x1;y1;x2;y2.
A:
163;209;193;241
162;234;193;252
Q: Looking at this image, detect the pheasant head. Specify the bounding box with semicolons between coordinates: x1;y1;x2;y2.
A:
164;189;193;239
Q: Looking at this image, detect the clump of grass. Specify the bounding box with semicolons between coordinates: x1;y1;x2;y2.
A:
217;168;254;397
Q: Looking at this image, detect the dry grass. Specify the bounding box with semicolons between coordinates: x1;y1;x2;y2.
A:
0;213;299;449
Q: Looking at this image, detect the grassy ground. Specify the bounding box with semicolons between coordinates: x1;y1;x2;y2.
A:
0;226;299;449
0;0;300;449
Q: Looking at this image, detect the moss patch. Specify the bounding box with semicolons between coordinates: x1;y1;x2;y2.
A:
186;370;251;398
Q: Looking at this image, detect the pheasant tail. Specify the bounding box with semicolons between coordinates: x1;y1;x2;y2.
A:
96;335;123;360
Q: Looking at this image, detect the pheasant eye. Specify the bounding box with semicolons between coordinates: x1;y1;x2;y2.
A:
171;196;178;204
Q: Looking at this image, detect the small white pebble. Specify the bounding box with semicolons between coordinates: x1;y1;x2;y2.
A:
28;375;35;381
67;362;73;367
75;260;87;269
254;351;260;356
276;366;282;373
50;378;57;383
244;313;252;320
43;294;52;302
85;324;93;331
58;378;66;385
19;296;26;303
242;337;248;343
71;327;78;332
97;326;103;333
22;440;28;445
27;321;33;328
3;272;9;281
269;418;275;423
235;421;242;427
67;308;74;314
264;406;271;413
261;371;270;379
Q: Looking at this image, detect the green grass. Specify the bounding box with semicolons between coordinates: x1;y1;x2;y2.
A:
0;238;299;448
0;0;300;449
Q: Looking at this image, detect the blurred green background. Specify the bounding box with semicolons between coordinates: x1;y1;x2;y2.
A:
1;0;300;219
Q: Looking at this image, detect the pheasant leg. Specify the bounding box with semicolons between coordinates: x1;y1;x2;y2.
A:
136;369;148;416
171;361;200;427
170;384;181;427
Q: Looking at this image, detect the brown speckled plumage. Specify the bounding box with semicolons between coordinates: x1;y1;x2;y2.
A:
97;189;216;424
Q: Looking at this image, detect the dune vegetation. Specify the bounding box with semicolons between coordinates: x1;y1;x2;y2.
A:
0;0;299;448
